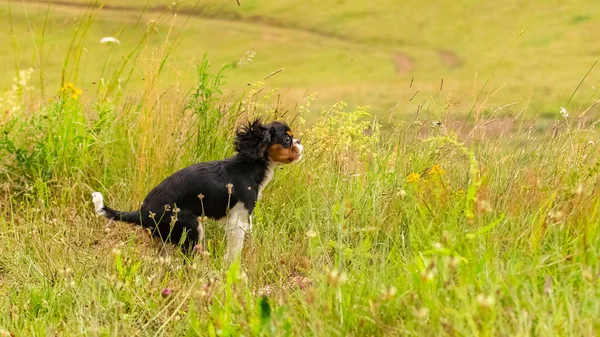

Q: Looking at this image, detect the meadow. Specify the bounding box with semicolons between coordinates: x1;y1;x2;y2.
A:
2;0;600;113
1;1;600;336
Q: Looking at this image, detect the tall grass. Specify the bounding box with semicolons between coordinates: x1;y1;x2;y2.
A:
1;4;600;337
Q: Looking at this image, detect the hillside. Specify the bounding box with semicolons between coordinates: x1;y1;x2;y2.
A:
2;0;600;115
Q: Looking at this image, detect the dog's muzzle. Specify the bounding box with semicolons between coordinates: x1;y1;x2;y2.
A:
292;139;303;162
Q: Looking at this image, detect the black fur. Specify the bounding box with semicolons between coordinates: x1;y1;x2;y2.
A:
94;120;297;253
234;119;272;161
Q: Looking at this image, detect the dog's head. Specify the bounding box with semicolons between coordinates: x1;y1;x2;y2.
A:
235;119;303;163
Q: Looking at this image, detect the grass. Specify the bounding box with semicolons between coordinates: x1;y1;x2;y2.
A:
3;0;600;115
1;1;600;336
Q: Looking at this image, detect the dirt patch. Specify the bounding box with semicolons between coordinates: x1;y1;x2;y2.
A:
438;49;463;68
392;53;413;73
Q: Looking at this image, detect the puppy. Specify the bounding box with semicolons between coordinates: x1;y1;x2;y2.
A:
91;120;303;261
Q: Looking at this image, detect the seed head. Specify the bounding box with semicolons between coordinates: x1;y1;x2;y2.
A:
305;229;317;238
543;275;553;296
560;107;568;118
582;267;594;281
238;50;256;67
477;200;493;213
575;183;584;196
381;286;397;301
548;210;564;221
326;269;347;287
413;307;429;321
447;256;460;270
226;183;233;195
420;270;436;282
476;293;495;308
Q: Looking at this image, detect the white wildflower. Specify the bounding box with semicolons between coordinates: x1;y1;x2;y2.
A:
238;50;256;67
100;37;121;45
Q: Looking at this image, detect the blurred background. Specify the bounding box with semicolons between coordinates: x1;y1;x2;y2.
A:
1;0;600;120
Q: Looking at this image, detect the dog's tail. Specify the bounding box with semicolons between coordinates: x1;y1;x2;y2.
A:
91;192;141;224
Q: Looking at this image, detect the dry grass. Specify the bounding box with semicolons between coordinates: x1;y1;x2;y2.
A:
1;2;600;336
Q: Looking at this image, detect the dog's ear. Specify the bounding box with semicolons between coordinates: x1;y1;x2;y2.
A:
235;119;271;160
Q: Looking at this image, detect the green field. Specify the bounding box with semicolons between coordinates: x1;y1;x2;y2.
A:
1;1;600;336
2;0;600;115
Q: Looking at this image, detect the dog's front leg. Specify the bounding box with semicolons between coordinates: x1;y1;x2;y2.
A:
224;204;250;262
225;223;246;262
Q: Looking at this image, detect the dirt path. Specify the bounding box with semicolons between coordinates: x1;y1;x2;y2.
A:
392;53;413;73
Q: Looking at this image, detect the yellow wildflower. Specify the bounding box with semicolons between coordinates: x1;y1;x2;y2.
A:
60;82;82;100
429;164;445;175
406;172;421;183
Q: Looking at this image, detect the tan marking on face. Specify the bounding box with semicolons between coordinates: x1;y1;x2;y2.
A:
286;131;293;136
267;143;300;163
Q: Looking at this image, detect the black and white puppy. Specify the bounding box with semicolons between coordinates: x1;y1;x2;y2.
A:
91;120;303;261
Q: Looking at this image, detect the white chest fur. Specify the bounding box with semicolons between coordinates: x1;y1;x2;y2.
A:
258;162;277;200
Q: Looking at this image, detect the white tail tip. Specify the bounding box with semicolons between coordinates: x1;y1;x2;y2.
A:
91;192;105;214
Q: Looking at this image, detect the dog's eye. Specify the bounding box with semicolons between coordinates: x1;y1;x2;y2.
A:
284;135;292;144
